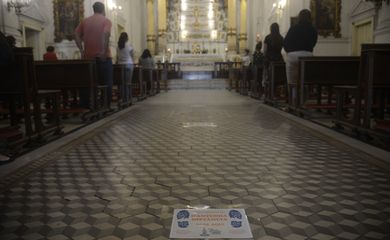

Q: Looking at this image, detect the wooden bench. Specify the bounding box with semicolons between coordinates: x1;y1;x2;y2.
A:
296;57;360;115
156;63;168;91
264;61;287;106
113;64;132;109
164;62;181;79
334;44;390;139
153;68;163;93
34;60;109;121
0;48;62;155
132;65;146;100
142;68;155;96
214;62;229;78
239;66;251;96
228;62;242;91
250;66;264;99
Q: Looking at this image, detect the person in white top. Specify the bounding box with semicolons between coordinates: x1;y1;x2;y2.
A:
117;32;134;102
242;49;251;67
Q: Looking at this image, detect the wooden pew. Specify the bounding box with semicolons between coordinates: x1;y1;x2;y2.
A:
250;66;263;99
214;62;229;78
132;65;146;100
113;64;132;109
156;63;168;91
34;60;109;121
166;62;181;79
264;61;287;106
153;68;162;93
334;44;390;139
228;62;242;91
239;66;251;96
0;48;62;152
142;68;155;96
296;57;360;115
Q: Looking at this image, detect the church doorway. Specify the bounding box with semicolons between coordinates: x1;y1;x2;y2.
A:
352;18;374;56
24;27;42;60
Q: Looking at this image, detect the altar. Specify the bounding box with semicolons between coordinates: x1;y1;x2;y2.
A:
171;53;224;71
167;41;227;56
164;0;228;72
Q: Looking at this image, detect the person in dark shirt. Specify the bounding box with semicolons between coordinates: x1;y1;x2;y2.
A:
263;23;284;87
5;35;16;48
1;31;14;104
252;41;264;68
43;46;58;61
0;31;14;64
284;9;318;104
264;23;284;64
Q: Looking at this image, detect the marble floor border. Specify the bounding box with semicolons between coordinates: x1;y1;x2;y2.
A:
0;105;140;180
261;103;390;171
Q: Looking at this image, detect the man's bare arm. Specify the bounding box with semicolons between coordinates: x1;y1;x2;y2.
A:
101;32;110;60
75;32;84;58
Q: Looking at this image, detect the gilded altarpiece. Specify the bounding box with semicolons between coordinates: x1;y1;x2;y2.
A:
167;0;227;54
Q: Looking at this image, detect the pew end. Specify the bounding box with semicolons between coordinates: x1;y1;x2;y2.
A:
264;62;288;108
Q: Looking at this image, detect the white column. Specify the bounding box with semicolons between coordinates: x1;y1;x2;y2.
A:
147;0;156;54
239;0;248;53
227;0;237;53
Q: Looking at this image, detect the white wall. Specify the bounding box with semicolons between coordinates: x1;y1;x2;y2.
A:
374;2;390;43
1;0;25;46
247;0;390;57
128;0;147;61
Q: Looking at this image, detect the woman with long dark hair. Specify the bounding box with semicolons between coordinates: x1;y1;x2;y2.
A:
262;22;284;89
139;49;155;95
117;32;134;103
284;9;318;105
264;23;284;64
139;49;155;69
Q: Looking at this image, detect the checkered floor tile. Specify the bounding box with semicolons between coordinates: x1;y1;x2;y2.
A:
1;90;389;240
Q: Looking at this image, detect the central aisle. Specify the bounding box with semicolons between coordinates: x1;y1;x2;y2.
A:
1;90;390;240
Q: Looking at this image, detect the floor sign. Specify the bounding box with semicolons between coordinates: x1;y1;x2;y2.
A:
170;209;253;239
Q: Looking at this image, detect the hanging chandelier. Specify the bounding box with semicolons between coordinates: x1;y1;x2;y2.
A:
7;0;31;14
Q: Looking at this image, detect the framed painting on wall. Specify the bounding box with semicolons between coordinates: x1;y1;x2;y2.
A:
310;0;341;38
53;0;84;42
290;16;299;27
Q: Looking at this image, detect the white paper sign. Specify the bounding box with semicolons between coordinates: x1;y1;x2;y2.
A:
182;122;217;128
170;209;253;239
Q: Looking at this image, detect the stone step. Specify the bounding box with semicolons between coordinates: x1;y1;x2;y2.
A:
167;79;227;89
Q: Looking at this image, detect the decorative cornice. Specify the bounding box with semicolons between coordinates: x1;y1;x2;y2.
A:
158;29;167;36
147;34;156;41
238;33;247;40
365;0;390;9
227;28;236;36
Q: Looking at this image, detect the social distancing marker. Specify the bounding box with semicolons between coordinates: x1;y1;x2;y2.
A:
182;122;217;128
170;209;253;239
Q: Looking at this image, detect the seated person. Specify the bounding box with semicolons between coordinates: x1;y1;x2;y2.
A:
43;46;58;61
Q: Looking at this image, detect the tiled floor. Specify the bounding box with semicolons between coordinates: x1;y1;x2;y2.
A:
1;90;390;240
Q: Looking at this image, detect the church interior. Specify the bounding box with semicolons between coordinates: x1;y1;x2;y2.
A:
1;0;390;239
